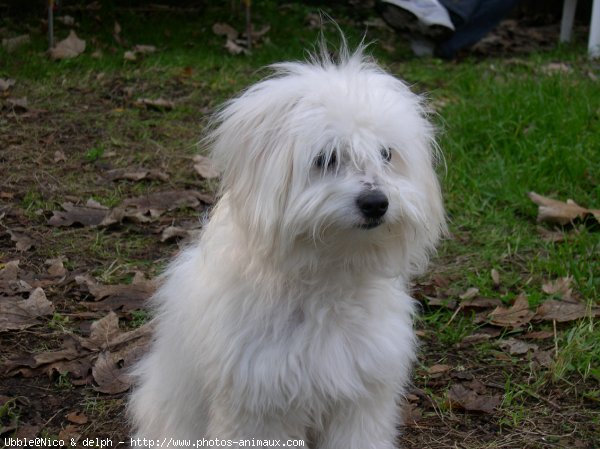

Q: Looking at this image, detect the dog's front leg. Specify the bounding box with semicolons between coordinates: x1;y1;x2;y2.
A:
206;401;306;448
318;389;400;449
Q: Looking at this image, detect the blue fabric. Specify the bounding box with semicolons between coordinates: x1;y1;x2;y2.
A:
437;0;520;58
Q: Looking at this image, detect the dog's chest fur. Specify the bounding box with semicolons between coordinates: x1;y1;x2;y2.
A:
207;275;416;414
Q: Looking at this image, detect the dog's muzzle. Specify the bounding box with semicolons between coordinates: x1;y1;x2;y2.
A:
356;190;388;229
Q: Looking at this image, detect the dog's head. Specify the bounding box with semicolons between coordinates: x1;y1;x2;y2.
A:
207;45;445;277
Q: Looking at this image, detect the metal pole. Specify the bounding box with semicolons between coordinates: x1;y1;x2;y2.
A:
244;0;252;50
560;0;577;42
48;0;54;49
589;0;600;58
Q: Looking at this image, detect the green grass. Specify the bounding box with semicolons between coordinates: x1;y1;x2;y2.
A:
554;318;600;382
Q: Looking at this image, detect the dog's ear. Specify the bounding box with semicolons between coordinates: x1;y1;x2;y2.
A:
205;83;298;257
404;134;447;277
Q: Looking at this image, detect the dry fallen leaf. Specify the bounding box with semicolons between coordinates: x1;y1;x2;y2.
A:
105;168;169;182
58;424;81;443
460;297;503;310
491;269;501;287
488;294;534;329
305;12;321;29
49;191;212;228
193;155;220;179
133;44;156;54
458;327;501;346
0;260;21;283
123;50;136;61
45;257;67;278
160;225;201;243
498;338;538;355
427;364;452;376
90;318;153;394
5;313;153;393
7;97;28;112
225;39;250;55
400;403;422;427
534;299;600;323
4;336;79;375
113;21;122;45
57;15;76;26
533;350;554;367
446;384;501;414
65;411;88;425
542;277;573;300
82;311;121;349
459;287;479;300
528;191;600;226
2;34;30;52
49;30;86;60
460;334;493;345
540;62;572;75
123;44;157;61
0;78;16;91
0;288;54;331
134;98;175;111
121;189;213;218
522;330;554;340
465;379;487;394
7;230;34;251
76;275;155;312
48;199;111;227
92;351;132;394
212;22;239;40
54;150;67;163
14;424;41;440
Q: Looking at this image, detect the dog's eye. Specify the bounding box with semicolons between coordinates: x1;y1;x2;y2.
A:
381;148;392;163
314;152;337;170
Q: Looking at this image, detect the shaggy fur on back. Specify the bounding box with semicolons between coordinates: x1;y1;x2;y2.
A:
128;44;445;449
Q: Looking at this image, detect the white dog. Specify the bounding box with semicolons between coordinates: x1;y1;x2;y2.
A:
129;42;445;449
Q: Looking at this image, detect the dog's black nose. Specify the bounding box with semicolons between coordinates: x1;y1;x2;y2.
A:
356;191;389;220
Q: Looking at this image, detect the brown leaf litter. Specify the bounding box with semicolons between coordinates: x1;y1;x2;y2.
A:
534;299;600;323
529;191;600;226
488;294;535;329
6;229;35;251
192;155;220;179
0;78;16;91
65;411;88;425
2;34;30;52
105;167;169;182
121;190;213;219
4;312;154;394
49;30;86;60
542;276;573;300
446;383;501;414
1;259;70;296
48;190;213;228
123;45;157;61
212;21;270;55
160;223;202;243
134;98;175;111
498;337;538;355
0;287;54;332
75;273;155;312
487;291;598;329
48;199;116;227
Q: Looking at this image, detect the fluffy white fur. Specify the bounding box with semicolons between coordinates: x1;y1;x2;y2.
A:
129;44;445;449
